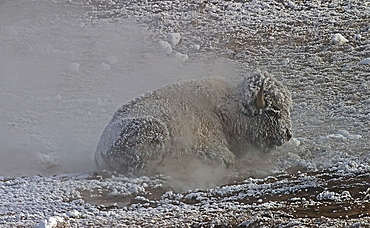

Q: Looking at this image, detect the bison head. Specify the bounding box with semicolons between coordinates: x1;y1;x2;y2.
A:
239;71;293;152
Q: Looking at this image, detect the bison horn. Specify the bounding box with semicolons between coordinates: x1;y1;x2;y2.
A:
256;81;267;109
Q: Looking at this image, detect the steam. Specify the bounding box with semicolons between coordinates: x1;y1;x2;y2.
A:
156;154;234;191
0;2;238;178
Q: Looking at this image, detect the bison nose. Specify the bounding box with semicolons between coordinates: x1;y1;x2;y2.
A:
286;130;292;141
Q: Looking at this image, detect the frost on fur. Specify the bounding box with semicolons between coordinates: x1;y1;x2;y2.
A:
95;71;292;179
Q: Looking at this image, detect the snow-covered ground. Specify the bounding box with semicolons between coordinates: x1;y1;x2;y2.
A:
1;0;370;227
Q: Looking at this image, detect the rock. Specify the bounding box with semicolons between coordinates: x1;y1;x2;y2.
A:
346;134;362;140
104;55;118;65
336;129;362;140
166;32;181;47
192;44;201;51
68;62;80;71
336;129;349;137
35;216;65;228
99;62;111;71
67;209;81;218
327;134;347;142
174;52;189;62
330;33;348;45
358;57;370;65
281;58;290;65
354;34;362;40
158;40;172;54
317;136;328;143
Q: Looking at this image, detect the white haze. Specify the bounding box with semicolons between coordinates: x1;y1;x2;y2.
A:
0;1;238;177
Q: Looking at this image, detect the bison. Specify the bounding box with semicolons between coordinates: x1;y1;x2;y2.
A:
95;71;292;180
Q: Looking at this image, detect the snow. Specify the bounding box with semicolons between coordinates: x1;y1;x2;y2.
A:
317;190;352;202
35;216;65;228
1;0;370;226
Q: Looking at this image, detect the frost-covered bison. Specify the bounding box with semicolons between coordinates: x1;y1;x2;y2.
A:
95;71;292;177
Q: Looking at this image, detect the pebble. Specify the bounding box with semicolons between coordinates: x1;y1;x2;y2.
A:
354;34;362;40
281;58;290;65
192;44;201;51
67;209;81;218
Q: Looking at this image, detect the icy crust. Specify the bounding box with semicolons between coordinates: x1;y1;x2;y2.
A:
2;171;370;227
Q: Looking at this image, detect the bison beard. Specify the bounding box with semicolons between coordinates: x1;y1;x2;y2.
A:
95;71;292;185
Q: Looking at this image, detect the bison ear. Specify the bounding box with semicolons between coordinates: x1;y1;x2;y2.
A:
255;82;267;109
